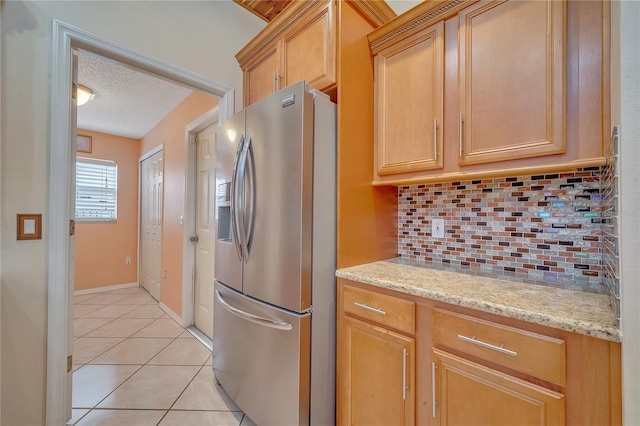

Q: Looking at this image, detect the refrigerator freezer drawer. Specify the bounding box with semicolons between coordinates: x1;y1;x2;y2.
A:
213;282;311;426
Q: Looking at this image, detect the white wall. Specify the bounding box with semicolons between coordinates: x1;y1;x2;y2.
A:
0;2;264;424
619;0;640;422
385;0;422;15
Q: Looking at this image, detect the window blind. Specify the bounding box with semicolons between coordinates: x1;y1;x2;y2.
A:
76;158;117;222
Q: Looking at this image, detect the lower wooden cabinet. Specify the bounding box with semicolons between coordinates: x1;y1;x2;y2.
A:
338;281;416;425
340;316;415;425
337;279;620;425
432;308;566;386
431;348;565;425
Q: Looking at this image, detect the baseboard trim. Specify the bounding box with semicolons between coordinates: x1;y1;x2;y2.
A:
159;302;186;327
74;282;138;296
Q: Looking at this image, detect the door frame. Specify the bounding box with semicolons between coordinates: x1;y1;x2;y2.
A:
47;19;234;425
182;107;219;330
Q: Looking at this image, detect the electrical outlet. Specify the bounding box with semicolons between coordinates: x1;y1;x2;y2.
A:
125;256;132;265
432;218;445;238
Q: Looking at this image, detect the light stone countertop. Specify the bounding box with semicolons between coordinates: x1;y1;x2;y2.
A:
336;259;621;342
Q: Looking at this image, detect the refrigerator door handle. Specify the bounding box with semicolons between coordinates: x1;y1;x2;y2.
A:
244;136;256;254
237;135;250;259
215;289;293;331
231;135;245;260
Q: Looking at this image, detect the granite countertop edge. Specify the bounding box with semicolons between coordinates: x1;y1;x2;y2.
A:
336;262;621;343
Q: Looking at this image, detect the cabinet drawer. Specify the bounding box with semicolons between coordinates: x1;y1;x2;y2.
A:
433;308;565;386
343;285;415;334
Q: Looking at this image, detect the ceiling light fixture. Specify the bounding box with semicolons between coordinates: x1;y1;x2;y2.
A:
76;84;95;106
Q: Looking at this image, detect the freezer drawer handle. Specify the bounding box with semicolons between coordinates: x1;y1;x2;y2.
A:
457;334;518;356
353;302;386;316
215;290;293;331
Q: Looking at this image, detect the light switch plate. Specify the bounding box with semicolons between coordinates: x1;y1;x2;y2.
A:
432;218;445;238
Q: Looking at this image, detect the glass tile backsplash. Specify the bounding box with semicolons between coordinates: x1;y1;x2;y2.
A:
602;127;621;326
398;168;609;294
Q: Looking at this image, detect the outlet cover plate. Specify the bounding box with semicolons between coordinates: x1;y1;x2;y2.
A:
432;218;445;238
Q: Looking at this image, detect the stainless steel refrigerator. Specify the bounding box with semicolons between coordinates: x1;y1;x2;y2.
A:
213;81;336;426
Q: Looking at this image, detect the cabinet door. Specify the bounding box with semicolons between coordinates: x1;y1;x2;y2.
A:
458;0;566;165
282;1;336;92
375;21;444;175
340;316;415;425
243;44;280;107
432;348;564;425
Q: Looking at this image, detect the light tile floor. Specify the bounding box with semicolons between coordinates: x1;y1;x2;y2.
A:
70;286;256;426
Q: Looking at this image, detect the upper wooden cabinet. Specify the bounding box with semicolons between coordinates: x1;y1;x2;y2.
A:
369;0;609;185
243;44;281;107
237;0;337;107
282;3;336;93
458;0;565;165
375;21;444;175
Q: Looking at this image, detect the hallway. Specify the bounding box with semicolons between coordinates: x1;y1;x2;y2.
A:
70;286;255;425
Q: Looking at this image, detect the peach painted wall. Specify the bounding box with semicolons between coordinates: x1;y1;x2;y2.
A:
74;130;141;291
140;91;219;316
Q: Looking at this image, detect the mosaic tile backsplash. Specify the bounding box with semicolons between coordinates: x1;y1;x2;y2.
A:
602;127;620;326
398;168;607;294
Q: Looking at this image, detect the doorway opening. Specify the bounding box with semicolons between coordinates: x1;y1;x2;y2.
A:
48;19;233;425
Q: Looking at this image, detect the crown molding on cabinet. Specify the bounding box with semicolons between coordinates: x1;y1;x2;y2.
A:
236;0;397;67
346;0;397;27
236;0;322;66
368;0;476;53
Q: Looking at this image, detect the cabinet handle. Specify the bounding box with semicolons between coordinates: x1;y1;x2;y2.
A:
402;348;408;401
433;119;438;161
457;334;518;356
273;69;278;92
459;113;463;157
431;361;437;418
353;302;386;316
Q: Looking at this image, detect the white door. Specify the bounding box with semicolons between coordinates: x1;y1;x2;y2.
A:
194;124;217;339
140;150;163;301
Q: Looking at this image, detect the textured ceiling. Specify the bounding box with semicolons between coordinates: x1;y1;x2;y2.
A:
76;50;194;140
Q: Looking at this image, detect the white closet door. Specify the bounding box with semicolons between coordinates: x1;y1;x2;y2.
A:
140;150;163;301
194;124;217;339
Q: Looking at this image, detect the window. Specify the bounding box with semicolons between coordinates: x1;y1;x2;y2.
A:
75;158;117;222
